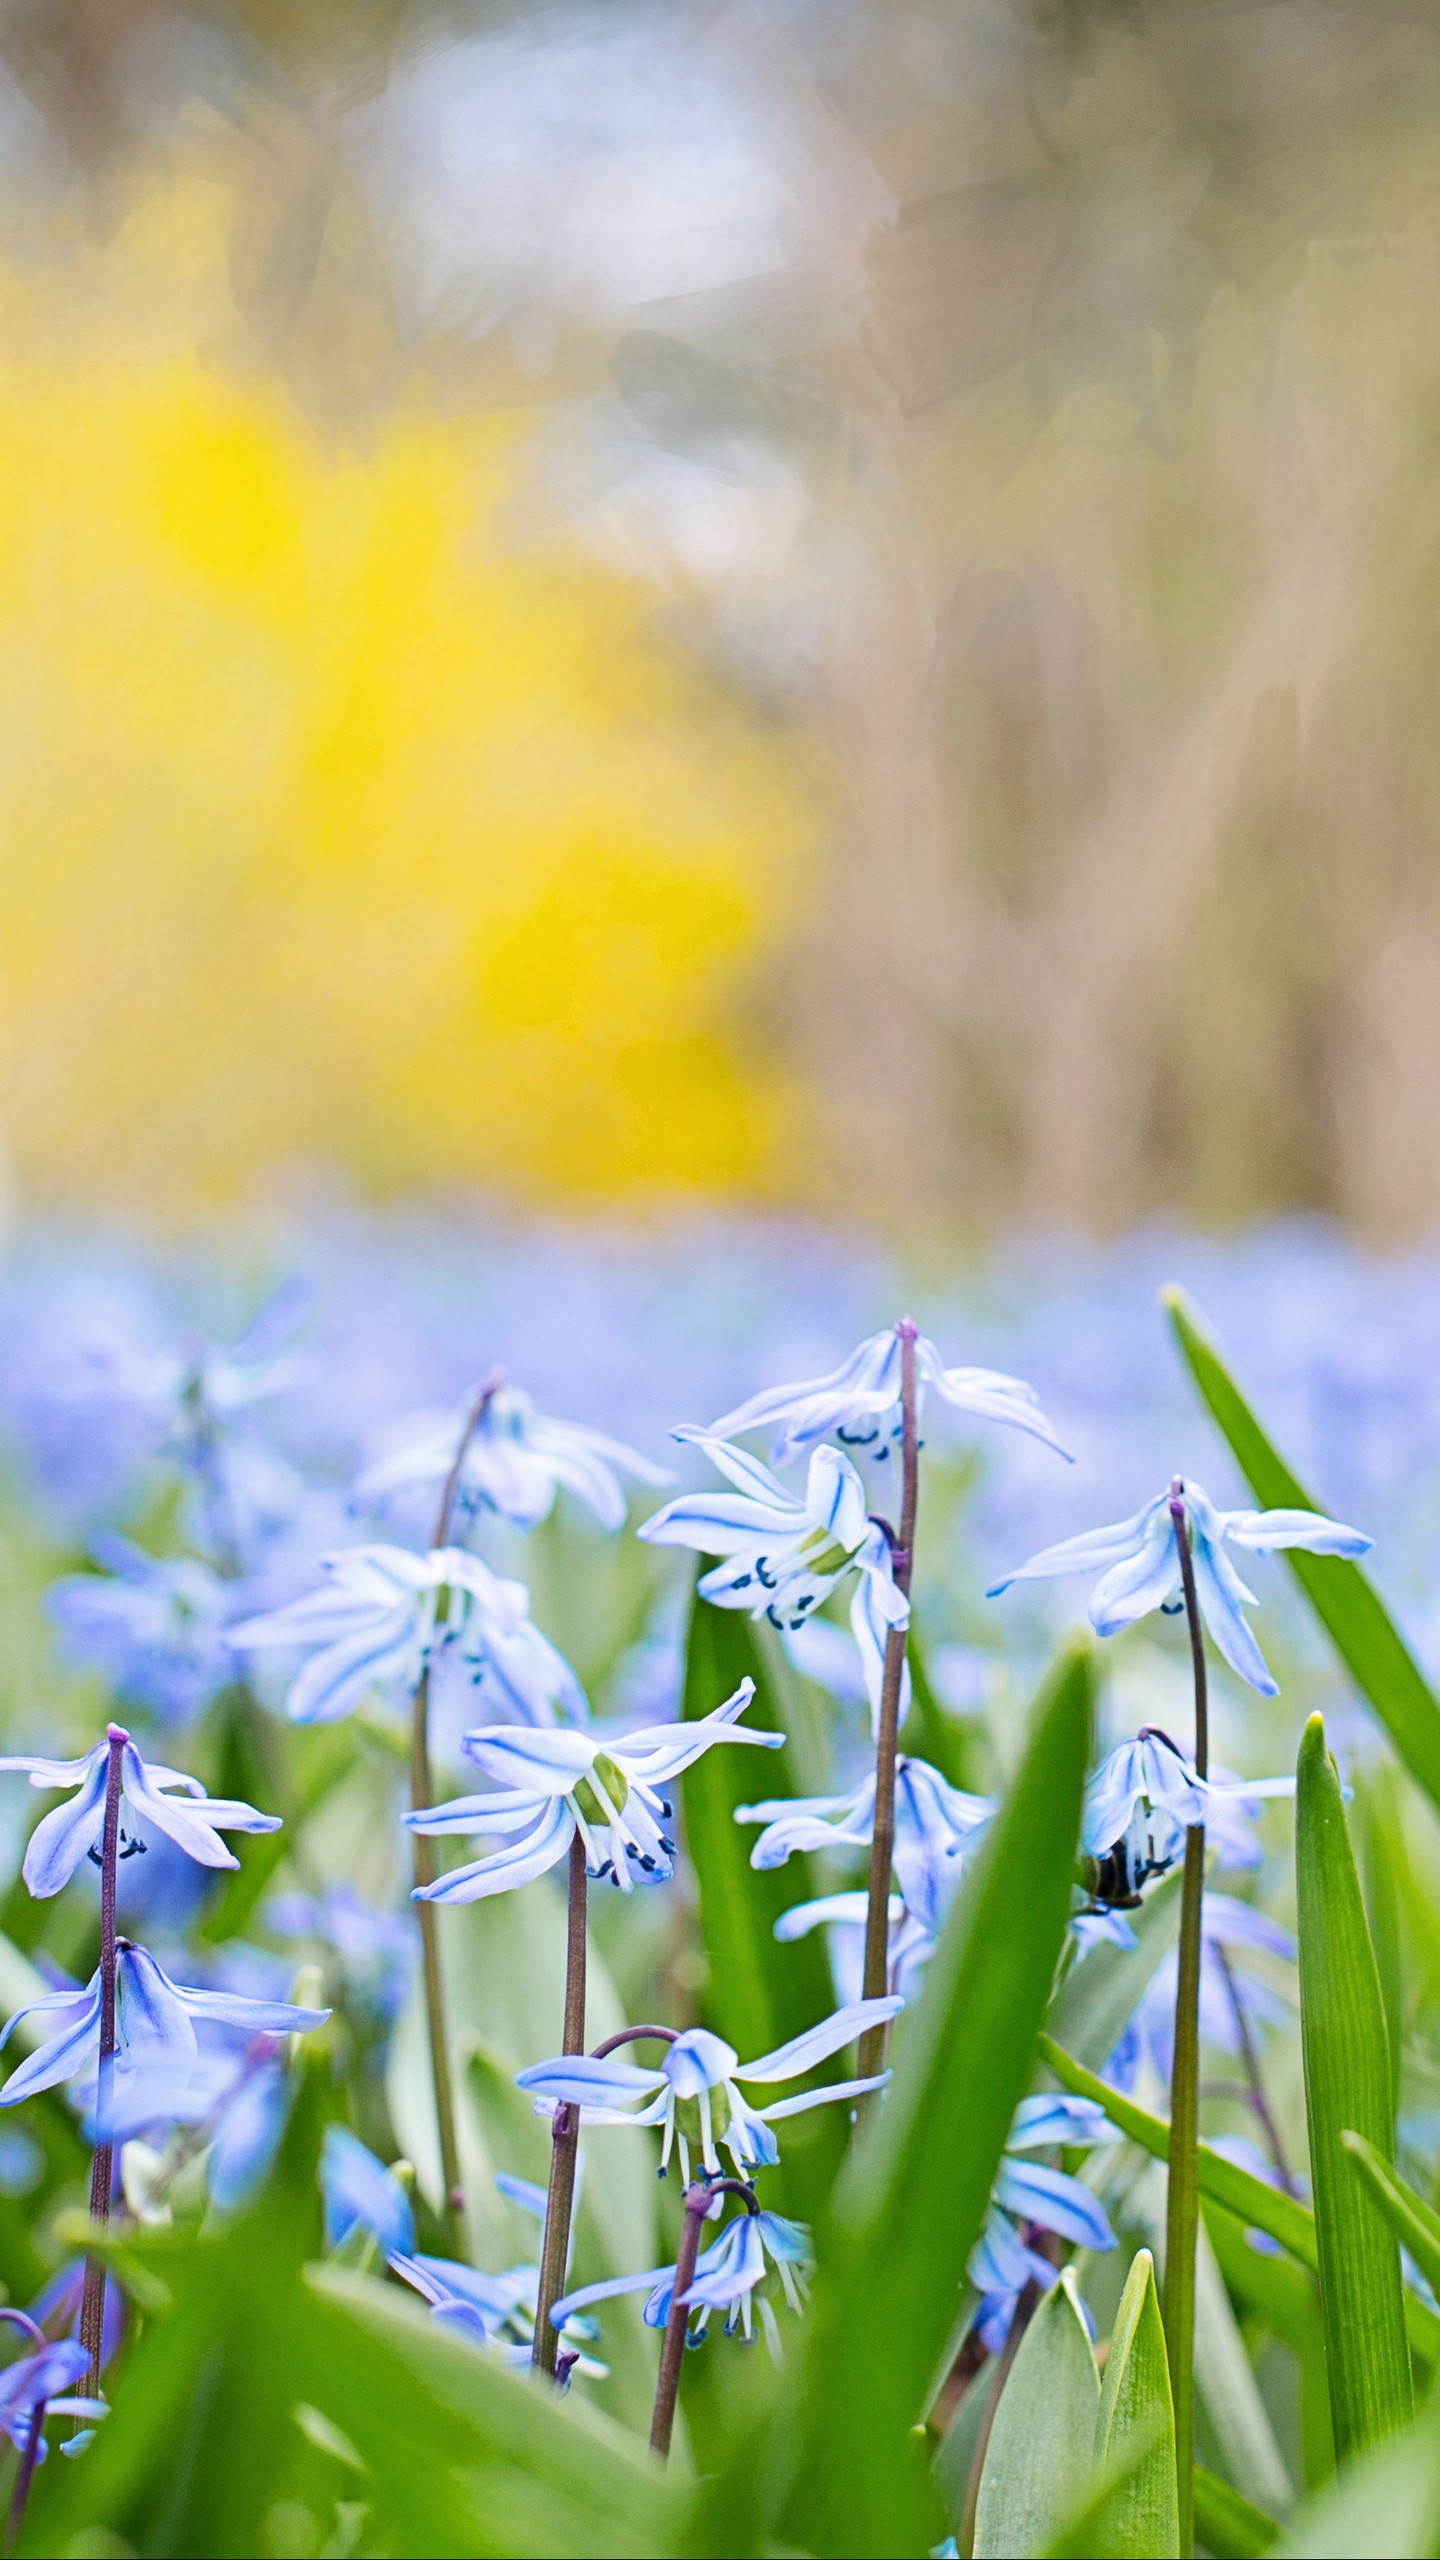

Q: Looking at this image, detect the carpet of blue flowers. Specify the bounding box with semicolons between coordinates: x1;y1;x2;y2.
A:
0;1210;1436;2558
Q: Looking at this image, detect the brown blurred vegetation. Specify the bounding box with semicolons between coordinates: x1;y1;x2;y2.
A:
6;0;1440;1236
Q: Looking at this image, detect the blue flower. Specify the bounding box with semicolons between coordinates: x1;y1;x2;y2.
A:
0;2332;104;2456
229;1543;586;1727
988;1478;1370;1695
0;1941;329;2115
1083;1731;1296;1890
405;1678;780;1902
353;1380;670;1532
968;2095;1117;2352
773;1891;937;2005
1108;1892;1295;2090
708;1325;1071;1469
0;1729;281;1897
321;2127;415;2259
46;1540;239;1725
516;2000;900;2179
736;1756;993;1936
551;2203;812;2359
389;2250;606;2376
638;1435;908;1726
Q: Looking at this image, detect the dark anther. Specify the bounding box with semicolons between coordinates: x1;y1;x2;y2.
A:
732;1572;752;1590
659;1837;676;1854
754;1557;777;1589
657;1798;673;1819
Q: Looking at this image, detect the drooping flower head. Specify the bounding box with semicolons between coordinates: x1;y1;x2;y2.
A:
516;1998;901;2180
0;1941;330;2122
638;1434;908;1727
0;1729;281;1898
989;1478;1371;1695
773;1892;937;2005
969;2095;1117;2352
353;1380;671;1533
708;1324;1071;1469
550;2196;813;2360
229;1544;586;1727
0;2322;105;2458
1082;1730;1296;1899
406;1679;781;1901
737;1756;993;1936
390;2173;605;2375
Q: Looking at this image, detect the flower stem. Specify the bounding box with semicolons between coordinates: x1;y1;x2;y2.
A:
409;1372;504;2263
858;1321;919;2090
78;1724;126;2399
1215;1943;1296;2194
532;1830;588;2378
649;2182;713;2460
1165;1480;1208;2560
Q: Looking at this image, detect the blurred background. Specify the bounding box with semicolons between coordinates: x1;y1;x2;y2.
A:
2;0;1439;1239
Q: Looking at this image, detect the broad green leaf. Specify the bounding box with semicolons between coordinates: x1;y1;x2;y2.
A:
1194;2213;1293;2516
680;1588;842;2218
933;2357;1003;2543
1092;2249;1179;2558
1045;1864;1184;2074
1296;1714;1413;2456
1165;1287;1440;1814
1194;2466;1280;2557
1342;2134;1440;2299
974;2271;1100;2558
780;1643;1093;2556
1041;2425;1166;2558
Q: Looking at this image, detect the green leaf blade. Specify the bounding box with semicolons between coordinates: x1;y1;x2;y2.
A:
1296;1715;1413;2457
1093;2248;1180;2558
974;2271;1101;2558
784;1643;1094;2556
1164;1287;1440;1815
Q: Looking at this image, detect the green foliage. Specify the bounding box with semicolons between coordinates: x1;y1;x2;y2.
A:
1165;1288;1440;1815
973;2272;1100;2559
1193;2466;1280;2557
1295;1715;1413;2457
1091;2250;1179;2558
778;1643;1093;2556
1341;2135;1440;2301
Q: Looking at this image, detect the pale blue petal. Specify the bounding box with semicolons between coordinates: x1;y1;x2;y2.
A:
987;1496;1167;1596
994;2159;1115;2252
1222;1506;1372;1558
1088;1516;1183;1635
21;1755;110;1896
757;2069;890;2121
515;2055;664;2104
414;1802;573;1902
1192;1538;1279;1695
739;1996;901;2085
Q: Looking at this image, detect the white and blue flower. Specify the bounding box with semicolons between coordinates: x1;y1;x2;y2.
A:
736;1756;993;1937
969;2095;1117;2352
229;1544;586;1727
1083;1731;1296;1890
989;1478;1371;1695
406;1680;780;1901
515;2000;900;2179
354;1380;670;1533
0;1730;280;1898
550;2199;812;2358
46;1540;239;1725
0;1941;329;2119
638;1435;908;1726
708;1325;1070;1469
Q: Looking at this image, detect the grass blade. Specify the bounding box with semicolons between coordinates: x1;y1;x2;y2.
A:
1193;2467;1280;2557
1342;2134;1440;2299
782;1643;1094;2556
974;2270;1100;2558
1296;1714;1413;2456
1093;2248;1179;2558
1164;1287;1440;1814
